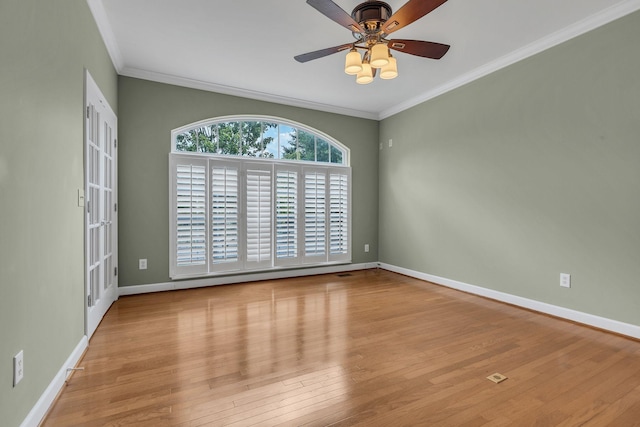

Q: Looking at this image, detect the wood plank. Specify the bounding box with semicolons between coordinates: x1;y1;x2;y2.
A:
42;269;640;426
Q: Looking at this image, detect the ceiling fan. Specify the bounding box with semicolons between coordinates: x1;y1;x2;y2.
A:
294;0;450;83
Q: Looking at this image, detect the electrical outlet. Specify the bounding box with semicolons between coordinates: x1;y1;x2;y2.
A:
364;244;370;253
139;259;147;270
560;273;571;288
14;350;24;386
388;139;393;147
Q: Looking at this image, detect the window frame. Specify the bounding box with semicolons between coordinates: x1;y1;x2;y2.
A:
171;115;350;166
169;116;351;280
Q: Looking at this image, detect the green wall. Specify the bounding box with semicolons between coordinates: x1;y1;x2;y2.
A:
2;1;638;424
117;77;379;286
0;1;117;425
379;11;640;326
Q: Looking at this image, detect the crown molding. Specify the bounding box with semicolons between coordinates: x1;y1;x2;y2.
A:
86;0;124;71
379;0;640;119
88;0;640;122
119;67;379;120
86;0;376;119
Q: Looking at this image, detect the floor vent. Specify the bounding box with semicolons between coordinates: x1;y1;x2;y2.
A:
337;273;353;277
487;373;508;384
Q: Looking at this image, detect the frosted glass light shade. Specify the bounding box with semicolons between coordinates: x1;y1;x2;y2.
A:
370;43;389;68
380;56;398;79
356;63;373;84
344;49;363;75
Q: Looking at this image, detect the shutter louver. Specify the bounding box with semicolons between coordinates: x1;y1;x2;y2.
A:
176;164;207;266
211;164;240;269
246;167;272;266
276;169;298;264
304;171;326;258
329;172;349;258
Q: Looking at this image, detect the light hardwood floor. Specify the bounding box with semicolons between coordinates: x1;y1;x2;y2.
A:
43;269;640;426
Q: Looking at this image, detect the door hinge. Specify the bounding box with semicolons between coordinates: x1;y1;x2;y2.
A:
87;294;92;307
114;138;117;148
114;203;117;212
114;266;118;276
86;106;90;119
87;201;91;214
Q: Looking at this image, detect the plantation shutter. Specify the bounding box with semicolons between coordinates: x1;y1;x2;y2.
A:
329;168;351;262
210;160;242;272
245;164;272;268
303;168;327;263
169;154;351;279
170;155;208;277
275;167;299;266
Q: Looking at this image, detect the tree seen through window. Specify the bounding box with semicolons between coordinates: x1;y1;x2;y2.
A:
175;119;346;165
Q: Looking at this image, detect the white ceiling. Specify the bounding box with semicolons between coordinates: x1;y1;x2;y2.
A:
89;0;640;120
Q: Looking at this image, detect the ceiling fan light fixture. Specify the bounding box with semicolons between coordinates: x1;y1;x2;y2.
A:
379;56;398;79
295;0;451;84
370;43;389;68
344;48;363;74
356;62;374;84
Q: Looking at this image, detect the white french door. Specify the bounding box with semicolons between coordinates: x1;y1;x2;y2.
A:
85;70;118;339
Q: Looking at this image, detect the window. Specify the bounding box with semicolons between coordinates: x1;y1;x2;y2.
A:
173;116;347;165
170;116;351;279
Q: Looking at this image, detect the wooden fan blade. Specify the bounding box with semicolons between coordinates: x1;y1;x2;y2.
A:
294;43;353;63
387;39;450;59
381;0;448;34
307;0;365;33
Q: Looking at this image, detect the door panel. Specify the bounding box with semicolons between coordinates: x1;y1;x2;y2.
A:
85;71;118;339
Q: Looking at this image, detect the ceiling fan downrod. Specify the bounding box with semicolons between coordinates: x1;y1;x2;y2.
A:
351;1;393;36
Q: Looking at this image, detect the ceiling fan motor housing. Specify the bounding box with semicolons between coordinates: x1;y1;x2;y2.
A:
352;1;392;33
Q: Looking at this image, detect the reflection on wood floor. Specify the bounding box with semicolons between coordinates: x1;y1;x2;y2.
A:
43;269;640;426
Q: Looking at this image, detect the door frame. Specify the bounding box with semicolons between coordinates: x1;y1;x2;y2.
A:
84;69;118;339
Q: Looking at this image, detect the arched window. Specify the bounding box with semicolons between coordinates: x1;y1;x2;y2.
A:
172;115;349;165
169;116;351;279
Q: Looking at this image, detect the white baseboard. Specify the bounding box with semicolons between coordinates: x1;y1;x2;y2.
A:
22;262;638;427
122;261;640;339
20;336;88;427
119;262;379;296
379;263;640;340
